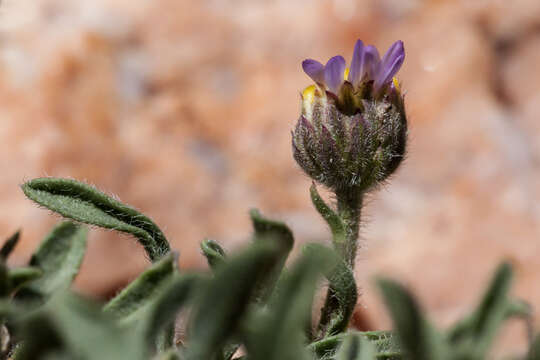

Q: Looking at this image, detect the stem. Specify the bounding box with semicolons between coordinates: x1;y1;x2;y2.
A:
317;187;363;338
335;188;362;268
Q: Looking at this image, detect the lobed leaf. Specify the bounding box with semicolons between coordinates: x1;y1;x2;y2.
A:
22;178;170;262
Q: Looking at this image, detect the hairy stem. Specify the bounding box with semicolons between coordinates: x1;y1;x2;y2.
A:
335;188;362;268
317;188;363;338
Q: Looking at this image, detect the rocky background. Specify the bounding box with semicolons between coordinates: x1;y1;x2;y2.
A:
0;0;539;355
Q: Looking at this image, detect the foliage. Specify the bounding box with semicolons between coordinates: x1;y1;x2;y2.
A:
0;177;528;360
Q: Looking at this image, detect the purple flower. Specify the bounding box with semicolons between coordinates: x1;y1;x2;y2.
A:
301;39;405;97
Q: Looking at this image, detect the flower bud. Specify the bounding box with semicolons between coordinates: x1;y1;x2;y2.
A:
292;40;407;192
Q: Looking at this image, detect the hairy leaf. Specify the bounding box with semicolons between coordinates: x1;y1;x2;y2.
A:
377;278;447;360
310;183;346;247
305;243;357;337
527;333;540;360
447;262;513;357
104;252;177;322
18;222;87;299
45;292;144;360
335;333;376;360
244;250;328;360
308;331;401;359
9;267;42;292
201;239;227;270
0;230;20;260
141;273;199;348
186;243;280;360
249;209;294;301
22;178;170;261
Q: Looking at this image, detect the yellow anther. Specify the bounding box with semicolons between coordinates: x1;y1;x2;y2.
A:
302;85;317;105
392;77;400;93
344;67;350;80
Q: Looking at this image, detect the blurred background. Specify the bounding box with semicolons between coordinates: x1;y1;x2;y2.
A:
0;0;539;354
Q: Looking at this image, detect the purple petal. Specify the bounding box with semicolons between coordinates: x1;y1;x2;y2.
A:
363;45;381;81
348;40;364;86
374;41;405;90
381;40;404;69
324;55;346;94
374;54;404;91
302;59;325;84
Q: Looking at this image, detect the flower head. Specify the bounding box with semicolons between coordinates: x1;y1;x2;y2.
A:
302;40;404;102
292;40;407;192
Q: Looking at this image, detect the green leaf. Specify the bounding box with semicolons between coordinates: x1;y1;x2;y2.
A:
310;183;346;247
377;278;447;360
304;243;357;338
17;222;87;299
0;230;20;260
141;273;199;349
22;178;170;262
447;262;514;357
308;331;402;359
8;267;42;292
186;243;281;360
244;249;328;360
12;312;65;360
201;239;227;270
527;333;540;360
43;292;145;360
335;333;376;360
103;252;177;322
249;209;294;302
156;349;184;360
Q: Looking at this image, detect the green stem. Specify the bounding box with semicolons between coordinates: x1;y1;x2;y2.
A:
335;188;362;268
317;187;363;338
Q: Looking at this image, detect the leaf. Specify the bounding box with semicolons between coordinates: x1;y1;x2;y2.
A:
527;333;540;360
17;222;87;299
186;243;281;360
308;331;402;359
0;230;20;260
42;292;145;360
8;267;42;292
447;262;514;357
304;243;357;338
201;239;227;270
310;183;346;247
140;273;199;350
104;252;177;322
335;333;376;360
377;278;447;360
244;249;329;360
12;312;65;360
22;178;170;262
249;209;294;302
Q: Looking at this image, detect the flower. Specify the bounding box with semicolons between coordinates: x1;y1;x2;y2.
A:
292;40;407;192
302;40;404;100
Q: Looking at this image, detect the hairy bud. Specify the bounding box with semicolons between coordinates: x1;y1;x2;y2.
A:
292;40;407;192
